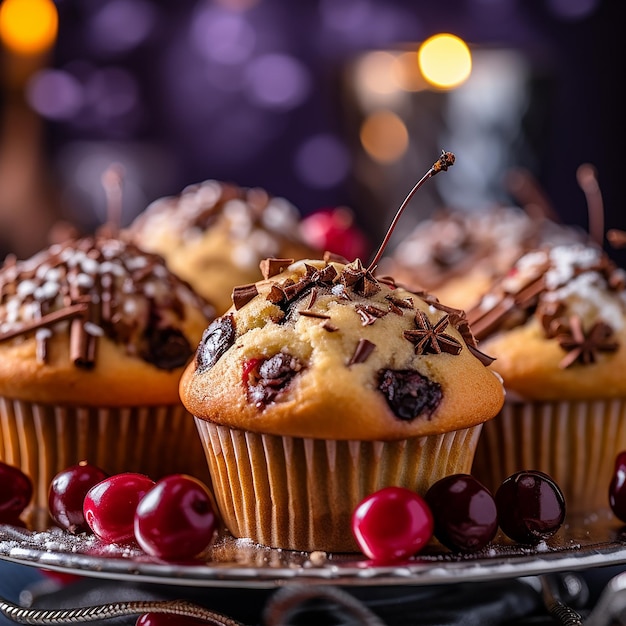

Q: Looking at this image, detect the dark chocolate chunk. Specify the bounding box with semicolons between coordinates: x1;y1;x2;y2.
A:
259;258;294;280
141;326;193;370
232;283;259;310
195;314;236;372
348;338;376;365
378;368;442;421
247;352;303;407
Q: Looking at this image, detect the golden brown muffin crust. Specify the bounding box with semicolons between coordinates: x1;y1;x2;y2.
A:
181;259;504;440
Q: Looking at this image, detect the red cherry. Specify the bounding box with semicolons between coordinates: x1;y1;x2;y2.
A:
351;486;433;563
84;473;155;544
136;613;205;626
134;475;218;560
300;207;369;261
49;461;109;533
610;451;626;522
0;461;33;521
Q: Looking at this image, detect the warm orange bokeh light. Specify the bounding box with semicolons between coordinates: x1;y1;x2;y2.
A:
418;33;472;89
360;110;409;164
0;0;58;55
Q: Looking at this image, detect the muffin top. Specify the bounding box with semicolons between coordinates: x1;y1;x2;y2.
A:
380;206;582;310
127;180;319;313
466;243;626;400
180;256;504;441
0;237;214;405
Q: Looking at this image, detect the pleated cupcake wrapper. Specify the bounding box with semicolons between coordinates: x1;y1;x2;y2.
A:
0;397;211;526
194;419;483;552
472;399;626;516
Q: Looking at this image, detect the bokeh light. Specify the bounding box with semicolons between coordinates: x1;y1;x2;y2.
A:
245;54;311;111
0;0;58;55
418;33;472;89
360;110;409;163
294;134;350;189
26;69;83;120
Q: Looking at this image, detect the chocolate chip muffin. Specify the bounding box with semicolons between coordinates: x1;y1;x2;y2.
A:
380;205;582;311
180;256;504;551
466;242;626;515
0;237;215;522
127;180;319;314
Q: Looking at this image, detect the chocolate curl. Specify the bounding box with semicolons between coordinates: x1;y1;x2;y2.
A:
0;303;88;342
466;296;516;341
347;338;376;366
577;163;604;247
367;150;455;273
68;268;97;369
259;258;294;280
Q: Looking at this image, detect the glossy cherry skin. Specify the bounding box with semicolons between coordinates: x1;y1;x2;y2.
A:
495;470;566;544
0;461;33;522
49;461;109;533
134;475;218;560
84;473;155;544
424;474;498;552
351;486;433;563
300;207;369;261
609;451;626;522
136;613;205;626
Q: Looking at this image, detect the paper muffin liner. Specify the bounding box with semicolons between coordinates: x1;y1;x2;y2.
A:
0;397;210;526
471;399;626;516
194;419;483;552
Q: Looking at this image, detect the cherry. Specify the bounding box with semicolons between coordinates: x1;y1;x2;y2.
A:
134;475;218;560
0;461;33;522
495;470;566;544
136;613;205;625
49;461;109;533
609;451;626;522
351;486;433;563
84;473;155;544
300;207;369;261
424;474;498;552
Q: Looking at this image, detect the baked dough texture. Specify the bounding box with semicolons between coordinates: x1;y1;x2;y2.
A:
127;180;318;314
181;258;504;440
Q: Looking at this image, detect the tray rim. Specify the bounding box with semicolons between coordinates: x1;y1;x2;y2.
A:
3;521;626;589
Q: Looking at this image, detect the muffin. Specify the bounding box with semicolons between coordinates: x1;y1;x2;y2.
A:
180;256;504;552
380;205;582;311
127;180;319;314
0;236;215;520
466;243;626;515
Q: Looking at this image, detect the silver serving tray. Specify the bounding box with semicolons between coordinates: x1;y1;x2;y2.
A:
2;510;626;589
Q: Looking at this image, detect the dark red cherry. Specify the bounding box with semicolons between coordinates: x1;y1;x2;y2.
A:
136;613;205;625
134;475;218;560
0;461;33;521
84;473;155;544
49;461;109;533
351;486;433;563
424;474;498;552
609;451;626;522
495;470;566;544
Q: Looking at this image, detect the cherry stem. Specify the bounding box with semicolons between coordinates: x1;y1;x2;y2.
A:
576;163;604;247
367;150;455;273
101;163;125;237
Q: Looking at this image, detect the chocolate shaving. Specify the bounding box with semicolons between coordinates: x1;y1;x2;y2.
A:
341;259;380;297
323;251;350;264
232;283;259;310
322;321;338;332
514;274;546;309
404;311;462;356
266;284;287;305
0;303;88;343
355;304;388;326
347;338;376;365
297;310;331;320
385;295;414;309
259;258;294;280
537;300;567;338
467;344;496;367
466;296;516;341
